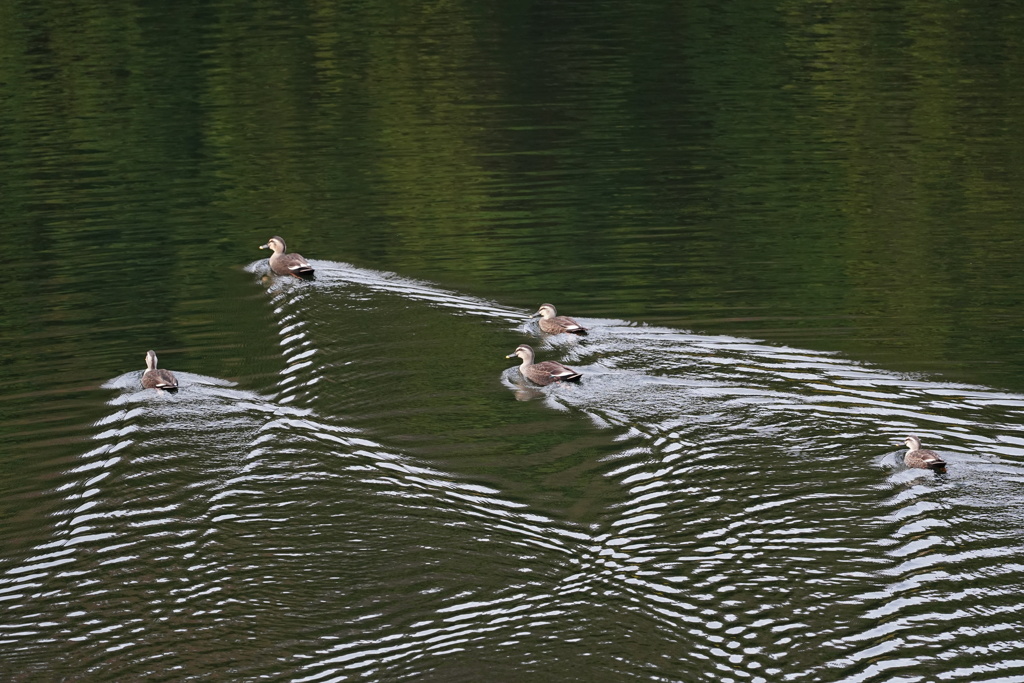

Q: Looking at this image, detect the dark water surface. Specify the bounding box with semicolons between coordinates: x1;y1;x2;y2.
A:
3;1;1024;681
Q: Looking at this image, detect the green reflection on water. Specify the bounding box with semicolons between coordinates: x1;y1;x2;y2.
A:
3;2;1024;681
1;0;1023;400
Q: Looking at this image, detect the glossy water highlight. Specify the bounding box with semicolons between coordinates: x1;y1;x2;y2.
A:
4;1;1024;680
3;260;1023;681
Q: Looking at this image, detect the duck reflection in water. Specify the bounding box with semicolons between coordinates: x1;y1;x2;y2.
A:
903;435;947;473
511;384;547;402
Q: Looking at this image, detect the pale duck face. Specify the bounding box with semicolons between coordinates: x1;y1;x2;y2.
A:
506;345;534;362
534;304;557;320
260;237;287;254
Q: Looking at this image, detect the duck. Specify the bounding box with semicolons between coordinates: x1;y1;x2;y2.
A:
903;435;946;472
259;236;315;279
142;350;178;392
531;303;588;335
506;344;582;386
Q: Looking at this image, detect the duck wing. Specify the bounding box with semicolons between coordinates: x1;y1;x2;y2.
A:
526;361;582;385
554;316;588;335
143;369;179;391
273;253;316;279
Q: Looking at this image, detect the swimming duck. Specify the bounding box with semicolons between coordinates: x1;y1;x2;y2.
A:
531;303;588;335
506;344;582;386
142;350;178;392
260;236;315;279
904;435;946;472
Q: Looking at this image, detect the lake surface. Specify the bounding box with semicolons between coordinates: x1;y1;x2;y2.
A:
3;1;1024;681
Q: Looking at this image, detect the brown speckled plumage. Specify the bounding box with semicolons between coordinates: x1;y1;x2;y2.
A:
531;303;588;335
260;236;315;279
506;344;582;386
141;350;178;392
904;435;946;472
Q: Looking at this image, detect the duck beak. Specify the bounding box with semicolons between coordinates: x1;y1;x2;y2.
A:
259;243;270;250
528;311;541;319
505;352;517;359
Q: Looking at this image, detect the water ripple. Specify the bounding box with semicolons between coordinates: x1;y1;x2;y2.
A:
6;262;1024;681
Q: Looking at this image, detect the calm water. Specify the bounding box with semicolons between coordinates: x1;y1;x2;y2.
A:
3;1;1024;681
